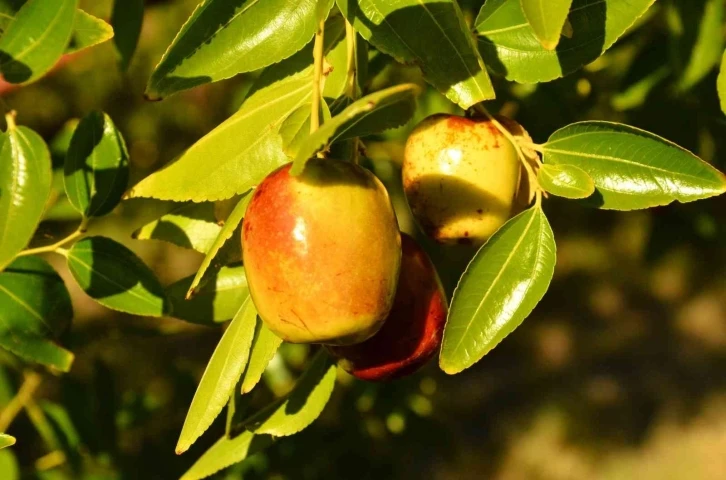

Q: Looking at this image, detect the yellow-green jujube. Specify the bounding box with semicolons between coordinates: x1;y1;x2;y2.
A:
403;114;522;246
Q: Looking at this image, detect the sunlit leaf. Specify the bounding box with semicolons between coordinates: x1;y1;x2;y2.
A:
180;432;272;480
241;318;283;394
0;0;77;84
111;0;143;70
521;0;573;50
64;111;129;218
134;202;222;254
719;50;726;115
0;120;52;271
0;257;74;371
66;9;114;54
476;0;655;83
440;206;556;374
176;298;257;454
166;265;249;325
145;0;335;99
537;163;595;199
338;0;494;108
542;122;726;210
675;0;724;91
244;350;336;436
66;236;168;316
0;433;14;449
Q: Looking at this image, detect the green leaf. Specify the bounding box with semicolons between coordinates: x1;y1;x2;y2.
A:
241;318;282;394
0;434;14;449
0;0;77;84
176;298;257;454
476;0;655;83
521;0;573;50
66;236;169;316
537;163;595;199
0;256;74;372
64;111;129;218
65;9;114;54
0;121;52;271
130;74;312;202
166;265;249;325
180;432;272;480
719;50;726;116
291;83;419;173
440;206;556;375
133;202;222;254
675;0;724;91
542;121;726;210
0;448;18;480
145;0;335;99
338;0;494;108
244;350;336;436
186;194;250;299
111;0;143;70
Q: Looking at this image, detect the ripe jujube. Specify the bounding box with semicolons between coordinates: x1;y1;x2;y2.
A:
242;159;401;345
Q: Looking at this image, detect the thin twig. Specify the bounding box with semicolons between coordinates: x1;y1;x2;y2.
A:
0;371;42;432
310;19;325;135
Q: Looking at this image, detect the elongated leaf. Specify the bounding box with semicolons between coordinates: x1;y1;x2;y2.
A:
476;0;655;83
0;257;74;371
521;0;573;50
0;121;52;271
66;236;168;316
111;0;143;70
537;163;595;199
64;111;129;218
542;122;726;210
676;0;724;91
440;206;556;374
291;83;419;173
244;350;336;436
176;298;257;454
166;265;248;325
241;318;282;394
134;202;222;254
0;433;14;449
131;75;312;202
66;9;114;54
719;50;726;115
146;0;335;99
180;432;272;480
0;0;77;84
186;194;250;298
338;0;494;108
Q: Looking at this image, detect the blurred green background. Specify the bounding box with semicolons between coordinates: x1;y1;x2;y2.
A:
1;0;725;478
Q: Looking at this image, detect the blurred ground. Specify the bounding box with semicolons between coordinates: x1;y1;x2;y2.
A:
1;0;725;479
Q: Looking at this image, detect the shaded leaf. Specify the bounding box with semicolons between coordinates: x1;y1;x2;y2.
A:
675;0;724;91
166;265;249;325
146;0;335;99
180;432;272;480
64;111;129;218
0;121;52;271
542;122;726;210
0;433;14;449
244;350;336;436
176;298;257;454
0;0;77;84
0;256;74;371
291;83;419;173
66;9;114;54
476;0;655;83
66;236;168;316
133;202;222;254
338;0;494;108
440;206;556;374
241;318;283;394
537;163;595;199
521;0;573;50
111;0;143;70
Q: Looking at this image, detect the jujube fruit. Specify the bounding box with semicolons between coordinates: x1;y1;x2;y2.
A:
242;159;401;345
328;233;447;381
403;114;522;246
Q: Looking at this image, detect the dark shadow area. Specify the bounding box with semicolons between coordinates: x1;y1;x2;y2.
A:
0;50;32;83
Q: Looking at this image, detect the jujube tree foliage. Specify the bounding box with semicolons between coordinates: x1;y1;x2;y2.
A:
0;0;725;478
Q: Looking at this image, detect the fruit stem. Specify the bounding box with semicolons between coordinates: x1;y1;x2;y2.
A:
344;18;360;164
4;110;16;131
16;217;89;258
311;19;325;137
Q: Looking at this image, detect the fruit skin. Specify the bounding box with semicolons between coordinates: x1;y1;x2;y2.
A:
403;114;521;246
327;233;447;382
242;159;401;345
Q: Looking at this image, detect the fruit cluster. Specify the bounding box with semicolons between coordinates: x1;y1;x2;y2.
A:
242;114;523;381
